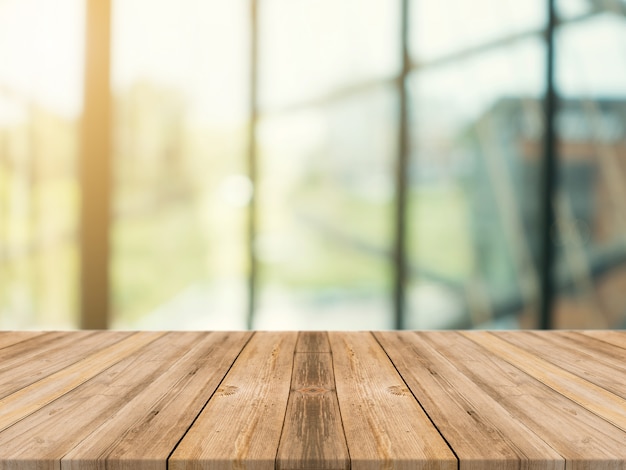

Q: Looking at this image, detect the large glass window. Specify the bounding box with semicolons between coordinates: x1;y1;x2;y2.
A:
408;36;545;329
410;0;545;62
554;7;626;328
2;0;624;330
259;0;399;111
110;0;249;329
252;0;400;329
255;87;397;329
0;0;83;328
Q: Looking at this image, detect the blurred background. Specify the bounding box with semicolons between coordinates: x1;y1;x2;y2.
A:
1;0;626;330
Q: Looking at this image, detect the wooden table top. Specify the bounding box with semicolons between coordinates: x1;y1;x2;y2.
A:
1;330;626;470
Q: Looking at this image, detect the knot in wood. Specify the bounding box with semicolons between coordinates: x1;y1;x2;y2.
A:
387;385;410;396
296;386;328;394
216;385;239;396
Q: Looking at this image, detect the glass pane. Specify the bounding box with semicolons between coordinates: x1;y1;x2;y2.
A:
558;0;626;19
0;0;83;328
557;0;593;19
111;0;249;329
553;14;626;328
408;38;545;329
256;86;397;329
410;0;545;62
557;13;626;98
259;0;400;110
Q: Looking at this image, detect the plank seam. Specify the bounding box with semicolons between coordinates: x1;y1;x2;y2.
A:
0;331;152;433
0;331;113;400
56;331;231;467
477;331;626;436
164;331;256;470
483;330;626;405
430;332;568;466
276;332;347;470
274;332;298;470
327;331;352;470
575;331;626;352
526;331;626;390
0;331;48;352
370;331;460;470
0;332;77;367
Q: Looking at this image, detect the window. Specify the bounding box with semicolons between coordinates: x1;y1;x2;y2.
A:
0;0;83;328
2;0;625;330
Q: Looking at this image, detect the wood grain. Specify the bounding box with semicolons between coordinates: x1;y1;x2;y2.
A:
0;332;187;470
0;330;130;399
0;331;88;373
449;331;626;468
464;331;626;433
579;330;626;351
374;331;563;470
0;331;45;351
0;331;163;433
276;332;349;470
493;330;626;400
328;331;457;470
295;331;331;353
61;331;252;470
169;331;298;470
1;330;626;470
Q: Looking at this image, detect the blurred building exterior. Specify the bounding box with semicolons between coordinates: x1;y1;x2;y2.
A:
465;97;626;328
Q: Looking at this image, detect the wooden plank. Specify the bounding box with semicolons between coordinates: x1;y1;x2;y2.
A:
579;330;626;351
169;331;297;470
0;330;131;399
566;331;626;359
0;331;46;350
277;332;349;470
2;330;626;469
374;331;563;470
433;331;626;468
0;331;164;432
0;332;198;470
464;331;626;432
295;331;330;353
60;331;252;470
563;331;626;365
0;331;80;366
493;330;626;400
328;331;456;470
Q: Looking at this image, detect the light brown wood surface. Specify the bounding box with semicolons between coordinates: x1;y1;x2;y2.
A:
276;332;349;470
169;331;298;470
373;331;563;470
1;330;626;470
329;331;456;470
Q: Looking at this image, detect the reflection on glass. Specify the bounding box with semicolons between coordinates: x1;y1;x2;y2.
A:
111;0;249;329
554;14;626;328
410;0;544;62
408;39;545;329
259;0;399;110
256;87;396;329
0;0;83;328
